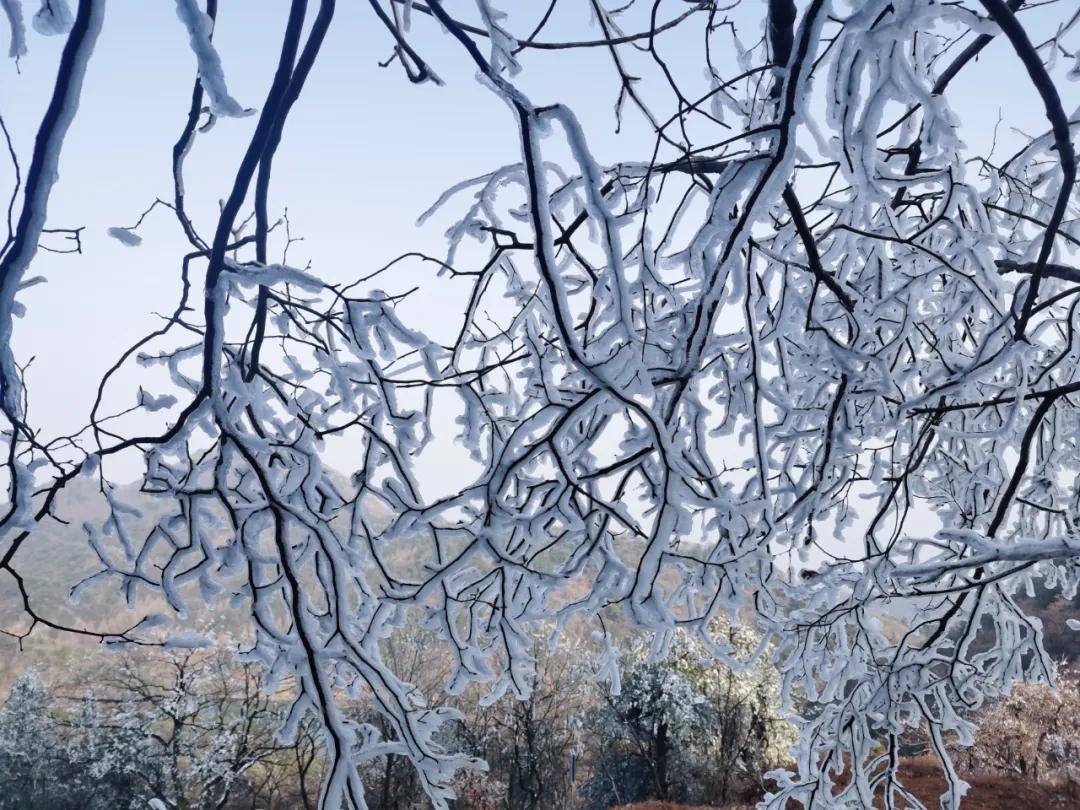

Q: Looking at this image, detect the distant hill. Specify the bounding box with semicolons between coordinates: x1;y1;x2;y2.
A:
0;476;250;689
4;476;1079;695
0;472;401;690
1017;582;1080;666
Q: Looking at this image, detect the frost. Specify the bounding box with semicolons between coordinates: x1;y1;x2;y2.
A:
137;388;177;412
31;0;71;35
1;0;25;57
106;226;142;246
163;631;213;649
173;0;250;118
134;613;170;631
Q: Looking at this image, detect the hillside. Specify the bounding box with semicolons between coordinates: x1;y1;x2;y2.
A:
5;478;1080;691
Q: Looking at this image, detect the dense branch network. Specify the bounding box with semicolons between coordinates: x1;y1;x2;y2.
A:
1;1;1079;808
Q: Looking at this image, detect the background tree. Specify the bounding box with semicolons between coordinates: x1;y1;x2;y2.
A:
76;647;296;810
582;628;794;809
957;672;1080;785
453;636;591;810
0;649;328;810
0;670;78;810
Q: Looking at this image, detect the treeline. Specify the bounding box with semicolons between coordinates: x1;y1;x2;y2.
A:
3;620;1080;809
0;624;793;810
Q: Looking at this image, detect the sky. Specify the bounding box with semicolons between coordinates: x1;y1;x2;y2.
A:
0;0;1076;485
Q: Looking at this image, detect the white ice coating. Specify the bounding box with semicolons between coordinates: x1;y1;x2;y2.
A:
0;0;24;57
174;0;249;118
106;226;142;246
31;0;72;35
0;0;103;540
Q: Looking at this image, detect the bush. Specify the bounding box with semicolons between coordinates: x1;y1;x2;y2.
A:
581;625;795;809
960;672;1080;784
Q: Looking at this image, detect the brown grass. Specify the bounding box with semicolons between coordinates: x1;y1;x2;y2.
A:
615;757;1080;809
895;756;1080;809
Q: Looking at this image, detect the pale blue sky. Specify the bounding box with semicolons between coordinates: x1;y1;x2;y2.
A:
1;0;1075;457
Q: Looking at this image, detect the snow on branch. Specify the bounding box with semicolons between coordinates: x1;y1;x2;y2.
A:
174;0;250;119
